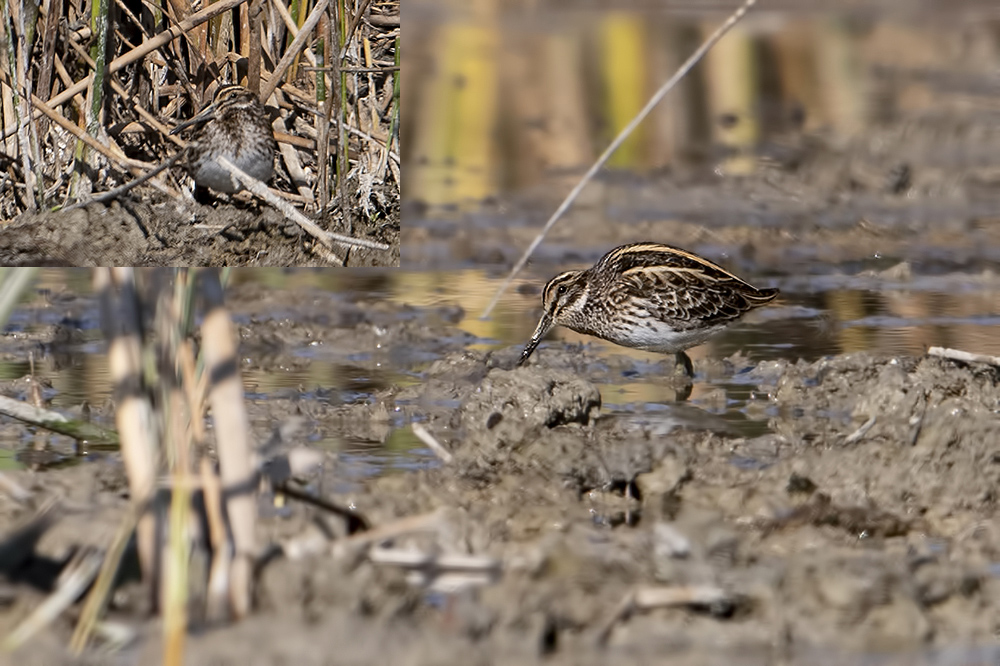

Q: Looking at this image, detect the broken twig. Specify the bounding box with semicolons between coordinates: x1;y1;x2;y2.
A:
843;415;877;446
928;346;1000;367
214;156;389;254
411;422;453;464
0;395;119;447
597;585;735;646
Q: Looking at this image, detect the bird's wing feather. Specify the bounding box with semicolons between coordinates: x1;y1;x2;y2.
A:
614;265;770;326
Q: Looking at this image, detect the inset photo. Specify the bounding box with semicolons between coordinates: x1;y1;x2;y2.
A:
0;0;398;266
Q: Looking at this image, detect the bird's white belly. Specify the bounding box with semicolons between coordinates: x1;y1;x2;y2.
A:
611;318;726;354
192;152;273;193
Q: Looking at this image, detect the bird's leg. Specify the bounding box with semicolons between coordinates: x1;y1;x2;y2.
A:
674;382;693;402
674;351;694;379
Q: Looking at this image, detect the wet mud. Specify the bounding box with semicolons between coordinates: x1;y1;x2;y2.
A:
403;107;1000;277
1;283;998;665
0;191;399;267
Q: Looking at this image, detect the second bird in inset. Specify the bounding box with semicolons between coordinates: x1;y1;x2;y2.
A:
171;84;277;194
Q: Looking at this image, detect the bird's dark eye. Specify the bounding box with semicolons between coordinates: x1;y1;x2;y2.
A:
556;285;567;296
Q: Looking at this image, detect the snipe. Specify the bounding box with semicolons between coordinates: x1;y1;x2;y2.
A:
171;84;277;193
518;242;779;377
65;84;278;210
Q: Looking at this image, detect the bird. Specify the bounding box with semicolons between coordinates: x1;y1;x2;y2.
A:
517;242;779;377
64;84;277;210
171;83;277;193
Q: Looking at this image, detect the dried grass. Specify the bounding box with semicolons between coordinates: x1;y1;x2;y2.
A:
0;0;398;233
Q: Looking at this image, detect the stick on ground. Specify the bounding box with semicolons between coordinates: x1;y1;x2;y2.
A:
927;346;1000;367
62;153;183;212
0;394;119;447
596;585;735;646
411;422;453;463
214;156;390;255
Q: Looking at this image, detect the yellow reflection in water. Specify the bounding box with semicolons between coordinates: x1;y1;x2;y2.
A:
18;269;1000;409
703;23;758;175
539;27;593;178
409;20;500;207
815;17;866;136
828;289;871;354
600;13;647;168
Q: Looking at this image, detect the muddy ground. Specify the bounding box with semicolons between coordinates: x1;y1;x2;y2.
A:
403;107;1000;277
0;279;996;665
0;188;400;267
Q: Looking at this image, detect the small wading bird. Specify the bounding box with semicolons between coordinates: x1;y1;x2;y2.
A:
171;83;277;193
66;84;276;209
518;242;779;377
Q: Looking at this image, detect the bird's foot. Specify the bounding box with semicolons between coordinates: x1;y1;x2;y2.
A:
674;351;694;380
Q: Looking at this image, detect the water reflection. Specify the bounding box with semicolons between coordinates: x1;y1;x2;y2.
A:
405;3;1000;205
4;267;1000;468
11;267;1000;388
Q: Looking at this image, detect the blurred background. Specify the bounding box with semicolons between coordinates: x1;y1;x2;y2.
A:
404;0;1000;200
401;0;1000;381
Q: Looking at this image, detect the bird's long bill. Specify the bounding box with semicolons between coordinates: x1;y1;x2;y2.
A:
170;103;216;135
517;311;554;366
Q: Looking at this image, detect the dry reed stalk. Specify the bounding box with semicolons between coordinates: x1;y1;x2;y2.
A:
268;0;321;69
387;33;399;184
15;0;40;209
2;0;398;254
159;273;193;666
2;0;250;140
330;0;348;220
316;11;331;211
198;269;256;618
0;268;36;340
62;27;186;149
200;456;231;622
0;12;13;159
247;0;263;94
260;0;328;103
85;0;109;143
362;35;377;153
96;268;159;589
69;495;146;652
0;67;155;171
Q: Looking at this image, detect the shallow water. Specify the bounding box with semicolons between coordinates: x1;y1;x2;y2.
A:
7;265;1000;472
